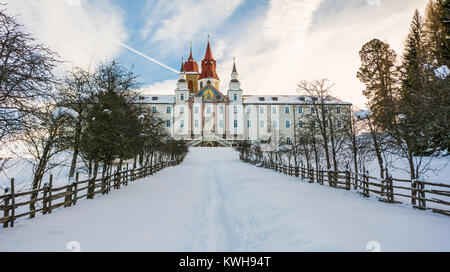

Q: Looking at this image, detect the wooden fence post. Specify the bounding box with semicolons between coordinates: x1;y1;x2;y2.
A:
327;170;333;187
345;169;351;190
411;179;417;206
107;173;112;193
364;170;370;197
43;183;49;214
114;168;120;190
48;174;53;214
333;170;338;188
3;187;10;228
418;181;426;210
126;164;129;185
65;180;73;208
388;174;394;203
295;166;299;177
101;176;107;195
73;173;79;206
9;178;15;228
88;176;95;199
361;169;368;197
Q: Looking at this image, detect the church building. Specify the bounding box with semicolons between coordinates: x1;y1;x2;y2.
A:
137;40;352;147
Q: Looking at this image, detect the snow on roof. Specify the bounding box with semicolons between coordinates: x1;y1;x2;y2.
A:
243;95;351;105
136;95;175;104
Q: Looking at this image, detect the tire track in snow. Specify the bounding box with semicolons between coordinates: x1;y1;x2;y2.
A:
181;153;266;251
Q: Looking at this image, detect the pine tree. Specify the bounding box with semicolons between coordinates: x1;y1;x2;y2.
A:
357;39;399;130
424;0;450;66
422;1;450;154
398;10;430;155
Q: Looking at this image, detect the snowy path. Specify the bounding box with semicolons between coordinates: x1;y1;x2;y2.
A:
0;148;449;252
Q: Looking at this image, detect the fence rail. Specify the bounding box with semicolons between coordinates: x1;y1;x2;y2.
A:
242;157;450;217
1;158;183;229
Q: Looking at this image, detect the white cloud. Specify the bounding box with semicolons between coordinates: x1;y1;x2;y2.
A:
142;0;243;47
6;0;127;71
215;0;429;108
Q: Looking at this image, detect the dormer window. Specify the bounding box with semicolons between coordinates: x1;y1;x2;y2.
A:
152;97;158;101
272;97;278;101
139;96;145;101
299;97;305;102
259;97;265;102
312;97;319;102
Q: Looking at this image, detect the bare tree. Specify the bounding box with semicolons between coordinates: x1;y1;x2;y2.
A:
297;79;335;170
56;67;96;179
0;7;58;145
15;101;73;217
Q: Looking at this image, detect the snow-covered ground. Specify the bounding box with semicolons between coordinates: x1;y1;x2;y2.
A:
0;148;449;252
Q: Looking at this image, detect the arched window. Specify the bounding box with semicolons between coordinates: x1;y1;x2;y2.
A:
188;81;194;91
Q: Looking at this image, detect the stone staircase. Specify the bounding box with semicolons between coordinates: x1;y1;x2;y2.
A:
188;135;232;147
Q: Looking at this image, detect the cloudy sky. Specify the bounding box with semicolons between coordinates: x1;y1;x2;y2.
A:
5;0;429;107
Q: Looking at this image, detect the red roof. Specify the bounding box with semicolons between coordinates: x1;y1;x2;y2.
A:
184;47;199;73
199;40;219;80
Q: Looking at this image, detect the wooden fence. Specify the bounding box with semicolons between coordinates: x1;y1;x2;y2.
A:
242;157;450;217
0;158;183;228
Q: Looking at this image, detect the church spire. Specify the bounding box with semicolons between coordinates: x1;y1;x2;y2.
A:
204;37;214;61
229;57;241;91
199;37;219;81
184;43;199;73
180;58;185;73
178;59;186;83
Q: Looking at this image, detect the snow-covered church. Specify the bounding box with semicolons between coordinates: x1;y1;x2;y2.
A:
137;40;352;147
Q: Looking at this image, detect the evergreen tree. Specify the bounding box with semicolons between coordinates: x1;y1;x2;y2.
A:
79;60;141;177
424;0;450;66
357;39;399;130
398;10;431;155
422;1;450;153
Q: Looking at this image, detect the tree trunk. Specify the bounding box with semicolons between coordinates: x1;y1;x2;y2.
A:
69;121;82;178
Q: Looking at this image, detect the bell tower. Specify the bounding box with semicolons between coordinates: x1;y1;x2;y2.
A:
199;37;220;90
184;44;200;95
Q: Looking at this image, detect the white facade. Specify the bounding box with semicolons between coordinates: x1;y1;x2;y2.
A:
136;45;351;147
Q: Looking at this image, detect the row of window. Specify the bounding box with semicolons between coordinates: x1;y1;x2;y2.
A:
166;119;343;129
246;106;342;115
152;106;343;115
180;93;240;101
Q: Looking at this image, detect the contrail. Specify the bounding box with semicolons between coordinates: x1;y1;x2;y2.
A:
115;41;179;74
29;0;179;74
